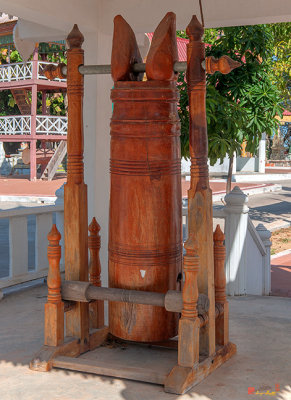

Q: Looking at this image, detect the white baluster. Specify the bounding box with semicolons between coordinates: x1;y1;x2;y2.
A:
9;216;28;279
35;213;52;271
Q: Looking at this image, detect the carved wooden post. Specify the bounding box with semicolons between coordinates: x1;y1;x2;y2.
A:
64;25;89;349
88;217;104;328
213;225;229;346
186;16;215;356
178;235;200;367
44;224;64;346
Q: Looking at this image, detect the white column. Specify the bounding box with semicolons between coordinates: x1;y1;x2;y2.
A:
83;30;112;292
232;151;237;174
35;213;52;271
258;133;266;173
224;186;249;295
9;216;28;279
256;223;272;295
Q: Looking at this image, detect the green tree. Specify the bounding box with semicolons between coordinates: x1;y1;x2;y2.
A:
178;24;284;192
269;22;291;111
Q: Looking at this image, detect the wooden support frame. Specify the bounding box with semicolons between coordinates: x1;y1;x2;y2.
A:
31;14;238;395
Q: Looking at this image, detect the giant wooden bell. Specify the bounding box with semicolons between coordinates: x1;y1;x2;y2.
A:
108;13;182;342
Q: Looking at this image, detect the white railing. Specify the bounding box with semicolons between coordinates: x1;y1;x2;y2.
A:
0;115;67;136
36;116;67;135
0;204;64;294
0;62;33;82
0;61;67;83
37;61;67;82
0;116;31;135
183;186;271;296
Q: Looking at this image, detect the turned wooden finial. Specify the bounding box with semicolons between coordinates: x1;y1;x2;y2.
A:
146;12;178;81
186;15;204;41
47;224;61;247
67;24;84;49
206;55;241;75
47;224;62;305
213;225;226;304
89;217;100;237
111;15;143;82
213;224;225;243
88;217;101;286
88;217;104;328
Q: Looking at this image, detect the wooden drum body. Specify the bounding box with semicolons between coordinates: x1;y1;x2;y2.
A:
108;80;182;342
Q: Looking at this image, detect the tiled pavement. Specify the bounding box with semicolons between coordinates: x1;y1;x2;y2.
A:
271;252;291;298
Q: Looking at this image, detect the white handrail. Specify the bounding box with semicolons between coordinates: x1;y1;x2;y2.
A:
36;116;67;135
247;218;266;256
0;204;64;291
0;116;67;136
0;61;67;83
0;204;63;219
0;62;33;82
0;116;31;135
37;61;67;82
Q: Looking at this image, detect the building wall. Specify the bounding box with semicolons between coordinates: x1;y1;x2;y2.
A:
236;157;259;172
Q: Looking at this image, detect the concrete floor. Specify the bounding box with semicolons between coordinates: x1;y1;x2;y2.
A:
0;285;291;400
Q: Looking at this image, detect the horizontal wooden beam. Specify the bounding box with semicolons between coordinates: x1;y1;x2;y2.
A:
61;281;210;315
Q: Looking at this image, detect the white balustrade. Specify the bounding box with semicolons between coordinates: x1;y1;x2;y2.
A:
0;115;67;136
0;61;67;83
0;62;33;82
0;116;31;135
37;61;67;82
36;116;67;135
182;186;271;296
0;204;64;297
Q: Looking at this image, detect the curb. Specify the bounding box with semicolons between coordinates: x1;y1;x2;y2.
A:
233;173;291;183
268;221;291;233
212;183;281;203
271;248;291;260
0;195;56;204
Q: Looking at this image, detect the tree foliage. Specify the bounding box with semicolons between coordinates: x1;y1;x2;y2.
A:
177;24;286;165
0;47;67;116
269;23;291;111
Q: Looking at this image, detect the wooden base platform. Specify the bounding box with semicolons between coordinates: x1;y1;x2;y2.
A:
34;332;236;395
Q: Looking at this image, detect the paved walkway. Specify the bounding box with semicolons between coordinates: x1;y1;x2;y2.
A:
271;251;291;298
0;176;274;200
182;180;276;199
265;167;291;174
0;286;291;400
246;181;291;231
0;175;66;198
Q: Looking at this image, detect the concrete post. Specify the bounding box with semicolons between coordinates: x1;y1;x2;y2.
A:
0;142;5;175
258;133;266;173
224;186;249;295
55;183;64;269
30;46;39;181
232;152;237;175
256;223;272;295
